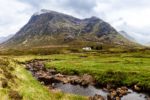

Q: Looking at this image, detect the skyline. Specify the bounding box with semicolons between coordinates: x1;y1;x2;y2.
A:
0;0;150;44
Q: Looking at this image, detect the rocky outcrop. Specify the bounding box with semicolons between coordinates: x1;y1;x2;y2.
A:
89;94;104;100
134;85;141;91
104;86;131;100
25;59;95;87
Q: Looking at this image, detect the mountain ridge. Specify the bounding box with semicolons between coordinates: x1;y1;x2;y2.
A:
119;31;136;42
0;34;13;44
1;9;139;49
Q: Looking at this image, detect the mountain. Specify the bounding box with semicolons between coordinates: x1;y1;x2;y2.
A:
0;34;13;44
146;42;150;46
1;9;138;49
119;31;136;42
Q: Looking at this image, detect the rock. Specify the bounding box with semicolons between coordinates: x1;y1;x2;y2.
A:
102;88;108;92
106;84;115;91
55;73;64;78
63;79;69;84
64;35;75;42
116;96;120;100
48;69;57;74
38;75;53;83
107;94;112;100
40;81;44;85
110;90;117;98
37;73;60;85
134;85;141;91
54;73;70;83
82;74;95;85
106;84;112;90
121;86;128;91
81;81;88;87
116;87;128;96
120;89;127;96
106;86;131;100
69;76;82;84
90;94;104;100
107;91;117;100
51;88;62;93
109;88;115;92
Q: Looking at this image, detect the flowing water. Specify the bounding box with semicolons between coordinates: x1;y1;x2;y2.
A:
25;61;149;100
54;83;149;100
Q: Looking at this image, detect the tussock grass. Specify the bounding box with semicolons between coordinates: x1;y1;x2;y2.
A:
0;57;87;100
1;49;150;99
44;52;150;90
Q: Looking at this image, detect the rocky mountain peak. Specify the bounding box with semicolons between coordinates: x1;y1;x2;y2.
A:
1;10;137;48
33;9;54;16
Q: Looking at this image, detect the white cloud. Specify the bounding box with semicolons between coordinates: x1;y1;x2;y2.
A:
0;0;150;44
0;0;33;36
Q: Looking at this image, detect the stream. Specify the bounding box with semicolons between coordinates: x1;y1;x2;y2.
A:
24;59;150;100
54;83;149;100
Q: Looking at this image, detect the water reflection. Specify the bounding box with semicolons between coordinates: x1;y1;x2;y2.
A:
54;83;149;100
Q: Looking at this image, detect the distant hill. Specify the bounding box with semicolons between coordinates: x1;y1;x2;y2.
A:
0;34;13;44
146;42;150;46
1;9;139;49
119;31;136;42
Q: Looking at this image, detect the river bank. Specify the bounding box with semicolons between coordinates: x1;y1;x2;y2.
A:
23;59;150;100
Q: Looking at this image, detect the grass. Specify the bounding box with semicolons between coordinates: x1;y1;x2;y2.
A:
0;50;150;99
43;52;150;89
11;51;150;88
0;57;87;100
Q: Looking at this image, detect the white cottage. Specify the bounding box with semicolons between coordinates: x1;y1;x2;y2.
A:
82;47;92;51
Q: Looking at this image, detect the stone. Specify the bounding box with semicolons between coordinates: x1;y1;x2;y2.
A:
107;94;112;100
110;90;117;98
48;69;57;74
82;74;94;85
116;87;128;96
69;76;82;84
116;96;120;100
134;85;141;91
55;73;64;78
90;94;104;100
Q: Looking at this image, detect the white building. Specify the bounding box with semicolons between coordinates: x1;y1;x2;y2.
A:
82;47;92;51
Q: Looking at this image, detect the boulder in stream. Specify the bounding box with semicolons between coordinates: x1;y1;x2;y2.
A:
89;94;104;100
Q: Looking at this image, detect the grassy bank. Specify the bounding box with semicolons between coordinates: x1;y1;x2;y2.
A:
1;50;150;99
12;51;150;90
40;52;150;91
0;57;86;100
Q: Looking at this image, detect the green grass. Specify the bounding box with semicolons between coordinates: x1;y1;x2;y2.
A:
11;52;150;89
43;52;150;89
1;50;150;99
11;51;150;88
0;57;87;100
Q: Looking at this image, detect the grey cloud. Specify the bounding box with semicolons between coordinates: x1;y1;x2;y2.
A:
61;0;96;14
19;0;96;14
0;0;150;44
18;0;46;8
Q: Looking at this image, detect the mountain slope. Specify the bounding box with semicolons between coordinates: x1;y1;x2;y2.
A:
0;34;13;43
119;31;136;42
146;42;150;46
1;9;138;49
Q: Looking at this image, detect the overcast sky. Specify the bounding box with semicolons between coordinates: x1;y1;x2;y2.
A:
0;0;150;44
